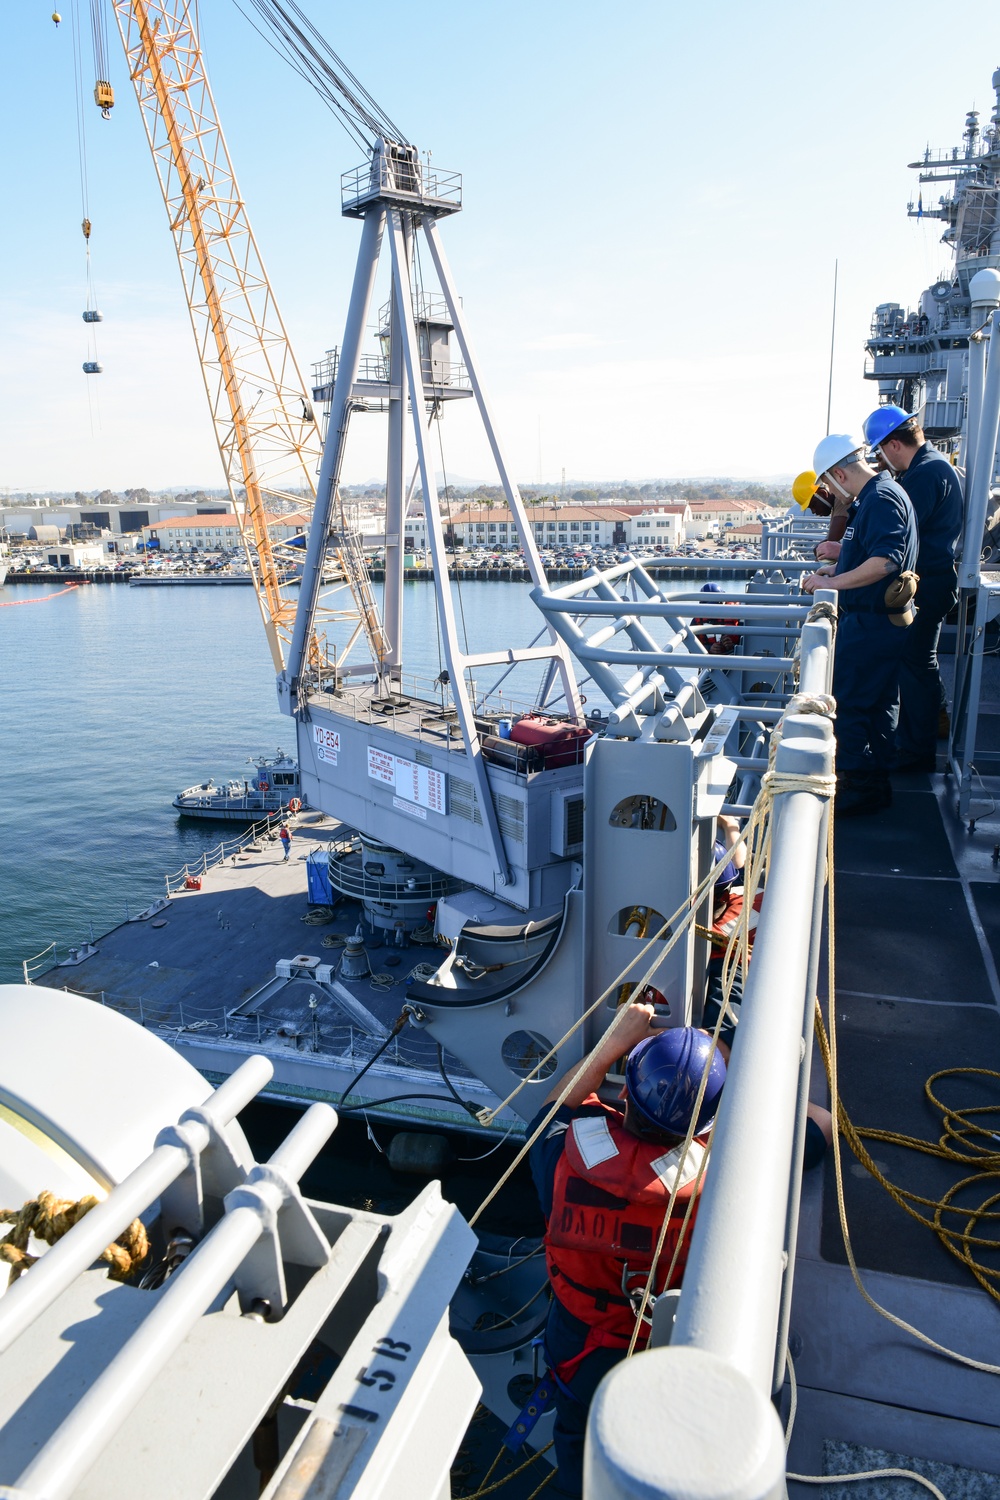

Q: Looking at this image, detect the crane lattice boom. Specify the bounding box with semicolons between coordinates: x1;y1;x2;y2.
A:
112;0;387;672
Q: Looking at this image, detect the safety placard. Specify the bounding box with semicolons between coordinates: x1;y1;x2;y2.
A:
367;746;396;785
313;725;341;765
367;746;446;814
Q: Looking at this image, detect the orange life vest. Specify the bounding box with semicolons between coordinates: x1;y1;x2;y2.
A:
691;616;741;654
710;888;763;953
544;1100;707;1379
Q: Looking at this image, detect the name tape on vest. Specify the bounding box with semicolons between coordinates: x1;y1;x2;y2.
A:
571;1116;620;1170
649;1140;705;1193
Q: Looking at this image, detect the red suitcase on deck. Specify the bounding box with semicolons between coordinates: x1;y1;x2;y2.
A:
508;715;591;768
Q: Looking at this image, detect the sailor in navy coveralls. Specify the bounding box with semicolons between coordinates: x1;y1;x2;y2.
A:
862;406;963;769
803;434;918;816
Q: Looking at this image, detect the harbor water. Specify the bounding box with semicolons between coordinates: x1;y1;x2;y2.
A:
0;576;581;982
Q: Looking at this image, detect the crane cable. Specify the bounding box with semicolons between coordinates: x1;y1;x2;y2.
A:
230;0;407;154
89;0;111;100
70;0;101;427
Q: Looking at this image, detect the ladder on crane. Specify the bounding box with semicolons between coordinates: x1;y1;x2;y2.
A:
108;0;386;674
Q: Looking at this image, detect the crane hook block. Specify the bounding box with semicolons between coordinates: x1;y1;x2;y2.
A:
82;218;92;241
82;362;104;375
94;81;114;114
52;11;61;24
82;310;104;323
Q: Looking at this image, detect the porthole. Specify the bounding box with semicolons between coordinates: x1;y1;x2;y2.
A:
607;906;669;940
501;1030;557;1081
608;795;676;831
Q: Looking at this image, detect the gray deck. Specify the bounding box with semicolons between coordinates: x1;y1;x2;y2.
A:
787;751;1000;1490
41;815;341;1024
36;813;501;1130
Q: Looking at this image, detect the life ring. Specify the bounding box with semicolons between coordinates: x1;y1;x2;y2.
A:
288;797;302;813
258;781;269;792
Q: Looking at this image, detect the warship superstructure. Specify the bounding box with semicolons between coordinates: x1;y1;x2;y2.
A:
866;66;1000;455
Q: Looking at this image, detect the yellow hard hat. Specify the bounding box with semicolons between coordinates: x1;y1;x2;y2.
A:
791;471;818;510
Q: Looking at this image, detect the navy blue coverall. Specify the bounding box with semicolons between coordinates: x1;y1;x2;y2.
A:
896;442;963;762
832;473;918;776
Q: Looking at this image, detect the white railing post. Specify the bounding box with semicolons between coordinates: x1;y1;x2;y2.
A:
586;637;835;1500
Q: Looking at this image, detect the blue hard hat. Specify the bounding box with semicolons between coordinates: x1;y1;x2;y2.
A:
713;840;740;886
700;581;723;593
862;405;912;448
625;1027;727;1137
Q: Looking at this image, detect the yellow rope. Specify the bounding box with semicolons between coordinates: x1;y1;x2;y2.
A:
821;805;1000;1376
0;1191;149;1282
815;1015;1000;1296
464;1441;554;1499
624;736;837;1355
468;843;749;1226
474;841;746;1131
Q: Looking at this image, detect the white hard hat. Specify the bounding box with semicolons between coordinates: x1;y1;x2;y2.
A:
813;434;862;476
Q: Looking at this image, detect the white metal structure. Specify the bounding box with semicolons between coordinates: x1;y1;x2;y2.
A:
0;988;478;1500
281;135;584;888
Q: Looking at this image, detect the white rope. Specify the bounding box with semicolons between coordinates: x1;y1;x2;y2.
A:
783;1353;947;1498
624;744;837;1352
473;841;743;1131
786;1469;946;1499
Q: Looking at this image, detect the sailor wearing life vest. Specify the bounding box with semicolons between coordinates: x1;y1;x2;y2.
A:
528;1004;726;1499
691;580;740;655
700;831;831;1173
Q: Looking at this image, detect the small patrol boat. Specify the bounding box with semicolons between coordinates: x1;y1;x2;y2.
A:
171;749;303;822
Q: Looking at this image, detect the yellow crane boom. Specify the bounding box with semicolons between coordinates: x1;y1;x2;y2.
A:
110;0;388;673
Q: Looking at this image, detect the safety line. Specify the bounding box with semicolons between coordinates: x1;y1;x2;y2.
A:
625;732;837;1354
822;809;1000;1376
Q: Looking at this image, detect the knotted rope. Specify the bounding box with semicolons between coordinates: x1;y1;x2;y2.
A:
0;1191;149;1282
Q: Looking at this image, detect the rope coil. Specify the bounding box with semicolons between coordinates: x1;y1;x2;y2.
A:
819;798;1000;1376
0;1191;148;1282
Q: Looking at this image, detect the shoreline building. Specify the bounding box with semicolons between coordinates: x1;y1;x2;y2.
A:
2;497;235;548
445;503;633;549
144;511;311;553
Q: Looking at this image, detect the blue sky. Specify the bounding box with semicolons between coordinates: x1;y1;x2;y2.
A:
3;0;999;490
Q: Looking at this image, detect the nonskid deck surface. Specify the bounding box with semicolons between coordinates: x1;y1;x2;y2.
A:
787;766;1000;1491
34;813;474;1109
40;815;342;1021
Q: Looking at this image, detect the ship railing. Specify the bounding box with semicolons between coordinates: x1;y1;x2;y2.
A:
22;941;59;985
531;556;825;757
163;813;286;896
0;1054;479;1500
759;511;829;562
49;982;477;1078
309;671;556;739
587;594;838;1500
340;154;462;216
